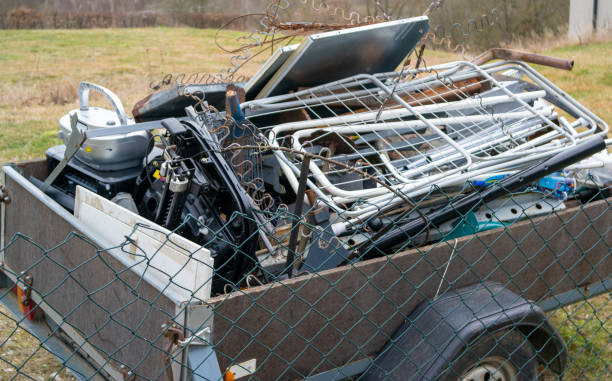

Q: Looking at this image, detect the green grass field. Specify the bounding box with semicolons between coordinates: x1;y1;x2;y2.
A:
0;28;272;164
0;28;611;379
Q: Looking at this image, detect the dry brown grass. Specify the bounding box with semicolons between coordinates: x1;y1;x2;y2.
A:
0;309;76;380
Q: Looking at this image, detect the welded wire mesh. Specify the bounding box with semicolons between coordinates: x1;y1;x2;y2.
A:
242;61;608;226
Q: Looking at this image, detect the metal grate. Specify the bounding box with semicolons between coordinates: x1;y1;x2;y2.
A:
243;61;608;225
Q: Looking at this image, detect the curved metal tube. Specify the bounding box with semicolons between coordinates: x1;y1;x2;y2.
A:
78;82;129;126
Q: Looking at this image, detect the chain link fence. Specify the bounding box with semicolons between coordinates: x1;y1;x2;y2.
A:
1;157;611;380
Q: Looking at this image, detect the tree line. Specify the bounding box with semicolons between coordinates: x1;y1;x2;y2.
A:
0;0;569;51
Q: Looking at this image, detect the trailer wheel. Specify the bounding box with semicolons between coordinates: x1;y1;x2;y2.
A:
439;330;538;381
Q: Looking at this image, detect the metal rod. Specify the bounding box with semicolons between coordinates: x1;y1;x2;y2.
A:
472;48;574;71
285;155;311;277
594;0;599;32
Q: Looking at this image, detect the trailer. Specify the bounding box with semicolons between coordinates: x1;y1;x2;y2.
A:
1;154;612;380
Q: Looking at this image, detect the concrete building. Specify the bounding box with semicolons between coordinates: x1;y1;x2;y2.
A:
570;0;612;40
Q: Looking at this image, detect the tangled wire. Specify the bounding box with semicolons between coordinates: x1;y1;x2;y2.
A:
149;0;502;91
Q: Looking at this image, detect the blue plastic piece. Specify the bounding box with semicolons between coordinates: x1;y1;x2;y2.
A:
445;212;506;240
534;172;576;200
471;174;511;188
188;346;223;381
471;172;576;200
227;93;246;122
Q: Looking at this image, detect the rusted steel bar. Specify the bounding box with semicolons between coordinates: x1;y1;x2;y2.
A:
285;155;311;277
472;48;574;71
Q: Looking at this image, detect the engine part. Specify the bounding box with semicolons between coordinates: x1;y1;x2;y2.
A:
35;144;145;212
134;117;259;294
111;193;139;213
59;82;151;171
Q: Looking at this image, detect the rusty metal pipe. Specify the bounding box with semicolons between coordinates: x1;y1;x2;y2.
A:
472;48;574;71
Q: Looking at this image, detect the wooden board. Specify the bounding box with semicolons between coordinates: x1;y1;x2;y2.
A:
74;186;213;301
2;164;180;380
207;198;612;380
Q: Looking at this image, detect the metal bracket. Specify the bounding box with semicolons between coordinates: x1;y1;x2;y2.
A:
0;184;10;204
16;273;37;320
21;273;33;302
40;113;85;192
179;304;226;381
117;364;136;381
161;322;186;381
178;326;212;347
163;304;217;381
175;303;214;346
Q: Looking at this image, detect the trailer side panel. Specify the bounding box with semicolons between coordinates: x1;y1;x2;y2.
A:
208;198;612;380
2;163;179;380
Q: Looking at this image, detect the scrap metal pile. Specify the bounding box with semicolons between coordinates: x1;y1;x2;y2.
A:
34;17;611;296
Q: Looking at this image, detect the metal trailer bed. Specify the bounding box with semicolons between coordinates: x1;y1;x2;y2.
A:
1;158;611;380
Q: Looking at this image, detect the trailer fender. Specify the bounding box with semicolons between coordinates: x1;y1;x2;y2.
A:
364;282;567;380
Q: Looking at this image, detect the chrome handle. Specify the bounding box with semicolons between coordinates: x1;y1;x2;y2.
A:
78;82;129;126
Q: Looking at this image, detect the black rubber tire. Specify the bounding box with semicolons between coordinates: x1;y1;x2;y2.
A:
437;330;538;381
